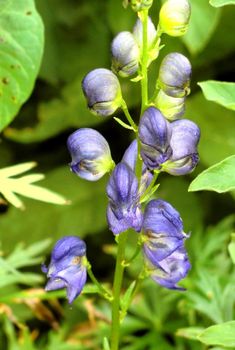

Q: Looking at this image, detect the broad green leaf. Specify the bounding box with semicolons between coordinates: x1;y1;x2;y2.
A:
199;81;235;110
182;0;221;54
189;155;235;193
176;327;205;340
210;0;235;7
0;0;44;131
185;93;235;166
198;321;235;348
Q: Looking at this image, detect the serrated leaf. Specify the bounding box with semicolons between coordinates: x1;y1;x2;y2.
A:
0;0;44;131
210;0;235;7
199;81;235;110
198;321;235;348
189;155;235;193
182;0;221;54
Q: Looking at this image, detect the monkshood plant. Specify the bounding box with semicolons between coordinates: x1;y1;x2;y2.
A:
43;1;200;349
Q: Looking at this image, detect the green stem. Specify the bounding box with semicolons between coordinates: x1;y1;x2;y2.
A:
110;231;128;350
87;262;113;301
140;9;149;115
121;100;137;132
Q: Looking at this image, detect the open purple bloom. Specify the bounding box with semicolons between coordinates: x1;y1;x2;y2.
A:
67;128;114;181
106;162;143;235
163;119;200;175
158;53;191;98
142;199;190;289
42;236;87;304
111;31;139;77
82;68;122;117
139;107;172;170
151;246;191;290
142;199;187;266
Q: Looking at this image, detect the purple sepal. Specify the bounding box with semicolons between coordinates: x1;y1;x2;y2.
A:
43;236;87;304
158;53;192;98
139;107;172;170
151;247;191;290
106;162;143;234
122;140;153;190
164;119;200;175
67;128;112;181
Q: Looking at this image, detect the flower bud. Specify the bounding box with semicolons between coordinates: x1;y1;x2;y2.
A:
67;128;114;181
159;0;191;37
129;0;153;12
133;16;157;50
139;107;172;170
163;119;200;176
42;236;87;304
82;68;122;117
111;31;139;77
158;53;192;98
155;89;185;121
106;162;143;235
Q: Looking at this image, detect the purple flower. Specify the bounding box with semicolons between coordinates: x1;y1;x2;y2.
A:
163;119;200;175
111;31;139;77
122;139;153;190
158;53;192;98
42;236;87;304
82;68;122;117
106;162;143;235
151;247;191;290
139;107;172;170
67;128;114;181
142;199;190;290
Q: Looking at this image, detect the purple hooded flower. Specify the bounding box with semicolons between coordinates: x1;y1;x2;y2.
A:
111;31;139;77
122;139;153;191
82;68;122;117
163;119;200;175
142;199;190;290
139;107;172;170
158;53;192;98
106;162;143;235
151;246;191;290
67;128;114;181
42;236;87;304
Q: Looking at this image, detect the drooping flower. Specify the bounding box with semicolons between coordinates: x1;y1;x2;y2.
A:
67;128;114;181
163;119;200;175
158;53;192;98
106;162;143;235
111;31;139;77
82;68;122;117
159;0;191;37
139;107;172;170
42;236;87;304
155;89;185;121
142;199;190;290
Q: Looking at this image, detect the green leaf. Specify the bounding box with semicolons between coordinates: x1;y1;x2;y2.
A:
199;81;235;110
185;93;235;166
198;321;235;348
189;155;235;193
176;327;205;341
0;0;44;131
182;0;221;54
210;0;235;7
228;233;235;264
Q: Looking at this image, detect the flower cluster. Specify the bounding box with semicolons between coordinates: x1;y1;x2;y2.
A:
43;0;195;301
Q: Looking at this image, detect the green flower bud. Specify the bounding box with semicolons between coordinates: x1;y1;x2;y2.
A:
130;0;153;12
155;90;185;121
159;0;191;37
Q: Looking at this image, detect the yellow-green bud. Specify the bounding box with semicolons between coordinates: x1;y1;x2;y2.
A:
155;90;185;121
159;0;191;37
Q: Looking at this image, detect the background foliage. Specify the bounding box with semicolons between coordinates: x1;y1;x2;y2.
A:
0;0;235;349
